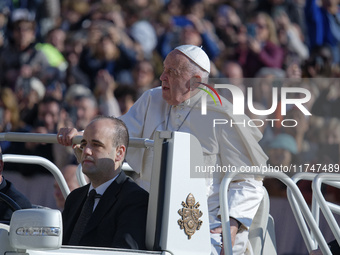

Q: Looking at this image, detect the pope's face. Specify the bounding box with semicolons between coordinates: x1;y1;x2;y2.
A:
160;50;195;105
80;119;118;183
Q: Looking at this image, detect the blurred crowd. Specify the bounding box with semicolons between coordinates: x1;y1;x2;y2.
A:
0;0;340;253
0;0;340;203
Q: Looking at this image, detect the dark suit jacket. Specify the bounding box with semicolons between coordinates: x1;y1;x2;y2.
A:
62;171;149;249
0;178;32;220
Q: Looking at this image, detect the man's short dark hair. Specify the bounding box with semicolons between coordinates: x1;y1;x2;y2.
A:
92;116;129;149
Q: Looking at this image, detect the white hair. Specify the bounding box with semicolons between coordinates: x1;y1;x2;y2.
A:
187;60;209;82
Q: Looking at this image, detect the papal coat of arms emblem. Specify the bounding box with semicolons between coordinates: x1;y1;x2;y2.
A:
178;193;203;239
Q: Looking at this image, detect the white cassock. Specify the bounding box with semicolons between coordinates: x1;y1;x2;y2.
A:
120;87;268;255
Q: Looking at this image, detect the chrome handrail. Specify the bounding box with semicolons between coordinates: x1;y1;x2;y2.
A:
0;132;155;197
220;171;331;255
288;172;340;251
0;132;154;148
313;173;340;246
3;154;70;199
288;172;319;250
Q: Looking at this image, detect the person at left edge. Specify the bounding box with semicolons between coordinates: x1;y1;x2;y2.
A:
0;144;32;221
61;116;148;249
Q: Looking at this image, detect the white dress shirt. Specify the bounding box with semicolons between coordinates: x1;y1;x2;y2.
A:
88;174;119;211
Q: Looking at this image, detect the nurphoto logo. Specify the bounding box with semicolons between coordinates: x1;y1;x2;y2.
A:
199;81;312;128
200;83;311;116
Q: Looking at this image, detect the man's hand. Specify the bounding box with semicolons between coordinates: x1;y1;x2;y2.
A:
57;127;83;163
57;128;82;147
210;218;240;255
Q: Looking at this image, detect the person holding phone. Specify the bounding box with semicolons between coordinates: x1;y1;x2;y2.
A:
235;12;284;78
246;23;257;39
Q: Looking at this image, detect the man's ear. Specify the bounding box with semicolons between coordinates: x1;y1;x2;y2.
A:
115;145;126;162
190;75;202;90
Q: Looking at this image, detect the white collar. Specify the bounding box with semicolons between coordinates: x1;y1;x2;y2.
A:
89;173;119;196
174;89;204;108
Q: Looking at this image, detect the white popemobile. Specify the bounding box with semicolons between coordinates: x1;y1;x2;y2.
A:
0;131;338;255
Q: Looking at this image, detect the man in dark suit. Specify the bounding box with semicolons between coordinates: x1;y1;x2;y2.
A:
60;116;148;249
0;145;32;221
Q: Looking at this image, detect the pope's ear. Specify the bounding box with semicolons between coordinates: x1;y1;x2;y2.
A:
190;75;202;90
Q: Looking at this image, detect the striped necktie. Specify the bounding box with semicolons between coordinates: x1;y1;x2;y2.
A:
68;189;97;245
